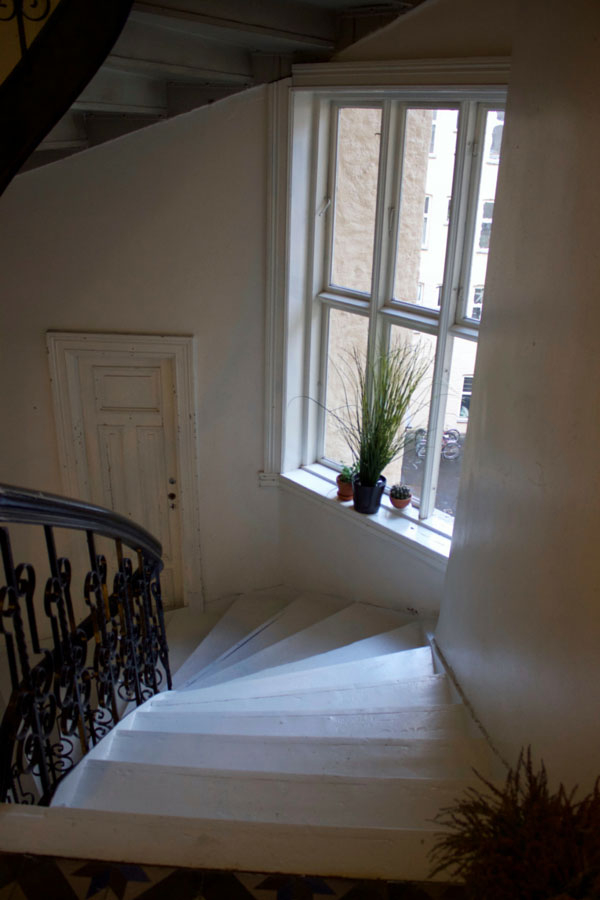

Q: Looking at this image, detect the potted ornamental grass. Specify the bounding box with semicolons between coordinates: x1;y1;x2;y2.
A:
330;342;428;515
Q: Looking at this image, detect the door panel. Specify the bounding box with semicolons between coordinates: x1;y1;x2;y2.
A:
80;356;184;608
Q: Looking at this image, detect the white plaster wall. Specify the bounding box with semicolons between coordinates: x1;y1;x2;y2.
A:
0;86;280;608
435;0;600;787
280;491;444;617
335;0;516;62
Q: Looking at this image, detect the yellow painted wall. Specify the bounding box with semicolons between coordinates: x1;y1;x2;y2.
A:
0;1;62;84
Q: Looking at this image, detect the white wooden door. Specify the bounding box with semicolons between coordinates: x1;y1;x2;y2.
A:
78;355;183;605
47;333;203;612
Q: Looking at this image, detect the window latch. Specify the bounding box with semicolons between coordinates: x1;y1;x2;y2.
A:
388;205;396;235
317;197;331;217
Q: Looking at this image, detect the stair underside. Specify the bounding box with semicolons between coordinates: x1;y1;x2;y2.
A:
50;590;495;881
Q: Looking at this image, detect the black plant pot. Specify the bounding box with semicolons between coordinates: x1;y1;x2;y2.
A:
352;474;386;514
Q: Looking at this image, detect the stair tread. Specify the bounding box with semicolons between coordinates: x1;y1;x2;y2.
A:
172;646;434;702
55;758;484;829
201;621;425;687
49;590;490;884
181;593;350;687
101;728;492;779
189;603;414;689
148;676;450;715
172;590;294;687
128;704;467;739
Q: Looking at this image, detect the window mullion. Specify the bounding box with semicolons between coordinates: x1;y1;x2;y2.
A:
367;98;394;366
305;99;333;466
455;103;487;323
322;102;341;292
419;101;474;520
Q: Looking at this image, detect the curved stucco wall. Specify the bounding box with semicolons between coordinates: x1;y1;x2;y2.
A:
335;0;515;62
435;0;600;787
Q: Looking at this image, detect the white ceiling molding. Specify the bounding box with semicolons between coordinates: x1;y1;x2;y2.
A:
292;57;512;88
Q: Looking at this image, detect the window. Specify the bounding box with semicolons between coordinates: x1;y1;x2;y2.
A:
479;201;494;250
470;285;484;321
460;376;474;418
429;109;437;155
488;111;504;161
422;195;431;248
291;94;505;524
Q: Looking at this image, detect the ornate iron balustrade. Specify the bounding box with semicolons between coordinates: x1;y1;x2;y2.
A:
0;483;171;805
0;1;53;62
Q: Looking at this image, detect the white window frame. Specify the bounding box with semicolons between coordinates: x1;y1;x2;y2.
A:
300;91;505;522
264;62;510;555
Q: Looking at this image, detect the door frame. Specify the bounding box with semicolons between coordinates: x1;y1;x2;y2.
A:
46;331;204;609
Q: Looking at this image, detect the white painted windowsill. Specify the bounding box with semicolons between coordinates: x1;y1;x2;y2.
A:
275;464;451;573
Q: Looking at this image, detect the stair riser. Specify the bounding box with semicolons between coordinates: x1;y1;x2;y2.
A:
104;730;492;779
0;805;444;882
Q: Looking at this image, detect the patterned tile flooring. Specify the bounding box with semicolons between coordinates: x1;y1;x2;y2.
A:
0;854;465;900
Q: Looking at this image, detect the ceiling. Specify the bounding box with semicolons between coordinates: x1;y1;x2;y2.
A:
25;0;425;170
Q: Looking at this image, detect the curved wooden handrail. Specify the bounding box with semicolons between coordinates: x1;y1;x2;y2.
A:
0;483;162;560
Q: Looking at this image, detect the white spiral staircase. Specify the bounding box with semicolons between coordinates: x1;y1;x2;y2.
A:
51;589;496;881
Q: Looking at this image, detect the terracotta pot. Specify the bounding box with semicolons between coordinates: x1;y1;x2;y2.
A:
336;475;354;501
390;495;411;509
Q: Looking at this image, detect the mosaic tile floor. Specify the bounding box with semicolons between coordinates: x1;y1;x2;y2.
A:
0;854;465;900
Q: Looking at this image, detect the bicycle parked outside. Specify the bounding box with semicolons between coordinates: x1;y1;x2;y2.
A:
415;427;461;460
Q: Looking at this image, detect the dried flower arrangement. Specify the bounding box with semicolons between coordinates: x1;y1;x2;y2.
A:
430;747;600;899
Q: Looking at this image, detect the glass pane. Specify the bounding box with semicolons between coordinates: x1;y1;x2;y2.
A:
330;107;382;295
434;336;478;516
393;108;459;309
384;326;436;503
323;309;369;465
464;109;504;321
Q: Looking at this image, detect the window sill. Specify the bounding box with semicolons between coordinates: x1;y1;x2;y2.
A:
278;464;451;573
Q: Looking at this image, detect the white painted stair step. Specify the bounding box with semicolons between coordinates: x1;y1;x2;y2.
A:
172;591;293;687
55;759;478;830
180;593;349;688
187;603;413;689
205;621;425;686
101;729;493;779
155;647;435;704
147;674;452;714
1;806;443;882
128;703;469;739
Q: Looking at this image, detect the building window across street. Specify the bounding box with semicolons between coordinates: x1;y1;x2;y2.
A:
460;376;474;419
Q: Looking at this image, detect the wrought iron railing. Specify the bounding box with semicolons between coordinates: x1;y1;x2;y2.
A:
0;483;171;805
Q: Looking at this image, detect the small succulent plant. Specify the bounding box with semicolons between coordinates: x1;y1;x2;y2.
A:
390;484;411;500
338;464;356;483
